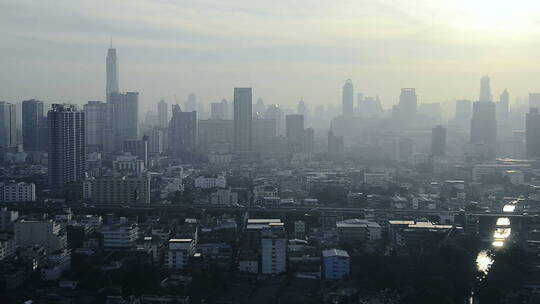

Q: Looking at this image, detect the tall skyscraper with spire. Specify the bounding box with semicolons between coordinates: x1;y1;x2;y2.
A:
106;43;119;102
342;79;354;117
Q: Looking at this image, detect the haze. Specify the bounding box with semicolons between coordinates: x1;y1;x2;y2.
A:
2;0;540;111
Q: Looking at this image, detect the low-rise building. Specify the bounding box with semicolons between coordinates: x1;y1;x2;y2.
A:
91;174;151;204
165;239;195;270
0;234;16;260
14;220;67;254
322;249;350;280
0;181;36;202
194;173;226;189
336;219;382;243
101;223;139;250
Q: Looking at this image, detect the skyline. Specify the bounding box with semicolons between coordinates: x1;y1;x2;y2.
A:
3;1;540;112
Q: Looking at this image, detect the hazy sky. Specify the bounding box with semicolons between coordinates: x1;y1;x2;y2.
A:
2;0;540;112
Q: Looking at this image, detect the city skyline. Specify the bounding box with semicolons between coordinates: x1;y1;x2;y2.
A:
3;1;540;112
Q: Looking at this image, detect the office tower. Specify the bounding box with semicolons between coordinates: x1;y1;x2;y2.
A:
0;101;17;149
399;88;417;117
526;108;540;158
157;99;169;127
145;127;167;154
83;101;108;151
106;46;119;101
254;98;266;115
185;93;197;112
455;100;472;125
328;130;344;156
302;128;315;154
108;92;139;150
221;99;230;120
431;125;446;156
286;114;304;153
529;93;540;109
124;136;148;165
211;102;226;119
342;79;354;117
48;104;85;190
264;104;283;136
197;119;234;152
22;99;47;152
234;88;252;152
470;101;496;151
261;224;287;275
498;89;509;120
168;105;197;159
479;76;492;102
197;102;208;120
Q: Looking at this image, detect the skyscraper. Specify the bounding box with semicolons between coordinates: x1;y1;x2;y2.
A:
211;102;225;119
479;76;492;102
455;100;472;127
253;98;266;115
106;46;119;101
431;125;446;156
109;92;139;150
498;89;509;120
84;101;108;151
168;105;197;160
286;114;304;153
526;108;540;158
264;104;283;136
234;88;252;152
22;99;47;152
48;104;85;190
185;93;197;112
157;99;169;127
399;88;417;117
342;79;354;117
0;101;17;149
529;93;540;109
470;101;497;154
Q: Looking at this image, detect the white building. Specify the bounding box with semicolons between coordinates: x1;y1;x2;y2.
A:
14;220;67;254
165;239;195;269
0;182;36;202
194;174;226;189
101;224;139;250
261;223;287;275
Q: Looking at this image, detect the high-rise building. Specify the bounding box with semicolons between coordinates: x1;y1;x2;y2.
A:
399;88;417;117
526;108;540;158
106;46;119;101
108;92;139;150
22;99;47;152
211;102;226;119
48;104;85;190
286;114;304;153
454;99;472;127
529;93;540;109
261;224;287;275
198;119;234;152
342;79;354;117
0;101;17;149
431;125;446;156
124;137;148;165
234;88;252;152
479;76;492;102
498;89;509;120
185;93;197;112
328;130;344;157
264;104;283;136
84;101;108;151
253;98;266;115
157;99;169;127
168;105;197;159
470;101;497;155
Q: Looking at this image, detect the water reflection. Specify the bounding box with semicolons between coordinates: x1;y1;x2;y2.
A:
476;250;493;274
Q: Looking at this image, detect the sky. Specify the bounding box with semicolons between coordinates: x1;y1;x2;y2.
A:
2;0;540;113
